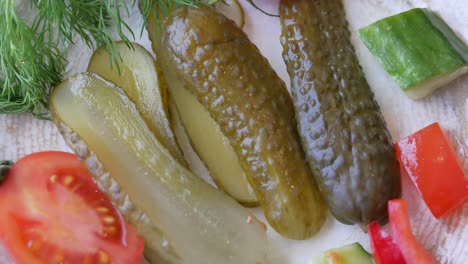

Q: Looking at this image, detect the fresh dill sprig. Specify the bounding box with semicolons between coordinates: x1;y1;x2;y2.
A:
0;0;136;117
0;0;64;118
0;0;255;118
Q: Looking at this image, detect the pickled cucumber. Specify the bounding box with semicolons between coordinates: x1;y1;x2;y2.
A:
280;0;401;225
155;6;326;239
87;42;186;164
50;73;268;264
144;5;257;205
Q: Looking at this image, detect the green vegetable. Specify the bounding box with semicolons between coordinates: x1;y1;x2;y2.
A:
87;41;187;165
214;0;245;28
0;0;218;117
156;5;326;239
0;160;14;184
279;0;401;226
358;8;468;99
310;243;374;264
0;0;132;117
50;73;268;264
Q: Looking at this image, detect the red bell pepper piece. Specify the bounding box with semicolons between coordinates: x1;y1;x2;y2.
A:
395;122;468;218
388;199;437;264
368;222;406;264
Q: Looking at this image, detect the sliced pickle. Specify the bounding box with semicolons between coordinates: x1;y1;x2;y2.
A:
144;5;256;205
87;42;185;164
214;0;245;28
168;88;258;205
153;6;327;239
50;73;267;264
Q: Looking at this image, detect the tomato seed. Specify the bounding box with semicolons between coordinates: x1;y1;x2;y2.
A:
98;250;110;263
103;226;117;236
96;207;109;214
26;239;42;253
102;216;115;224
62;175;74;186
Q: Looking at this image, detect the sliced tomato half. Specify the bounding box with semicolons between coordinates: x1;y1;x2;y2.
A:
0;151;144;264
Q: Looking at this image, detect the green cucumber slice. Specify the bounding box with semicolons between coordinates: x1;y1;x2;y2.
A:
358;8;468;99
310;243;374;264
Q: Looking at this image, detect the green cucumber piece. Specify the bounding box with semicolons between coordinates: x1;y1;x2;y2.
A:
310;243;374;264
358;8;468;99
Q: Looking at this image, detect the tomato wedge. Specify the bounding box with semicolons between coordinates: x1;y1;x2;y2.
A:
0;151;143;264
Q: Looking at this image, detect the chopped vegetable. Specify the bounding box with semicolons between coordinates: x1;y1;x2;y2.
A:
168;82;258;205
0;151;144;264
310;243;374;264
50;73;268;264
388;199;437;264
279;0;401;226
144;3;255;204
214;0;245;28
155;5;326;239
368;199;436;264
395;122;468;218
88;41;186;164
358;8;468;99
369;222;406;264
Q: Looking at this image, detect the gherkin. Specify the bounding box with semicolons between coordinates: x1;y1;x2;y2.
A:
279;0;401;226
155;6;327;239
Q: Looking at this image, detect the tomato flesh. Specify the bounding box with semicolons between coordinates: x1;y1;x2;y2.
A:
0;151;143;264
395;122;468;218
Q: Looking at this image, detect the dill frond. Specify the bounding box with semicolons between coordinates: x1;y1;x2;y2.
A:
0;0;219;117
0;0;64;118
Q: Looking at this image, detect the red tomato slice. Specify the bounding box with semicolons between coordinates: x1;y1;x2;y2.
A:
395;122;468;218
0;151;144;264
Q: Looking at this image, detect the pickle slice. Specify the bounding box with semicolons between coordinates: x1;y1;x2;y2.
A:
153;6;326;239
214;0;245;28
143;4;257;205
168;88;258;205
50;73;267;264
87;42;185;164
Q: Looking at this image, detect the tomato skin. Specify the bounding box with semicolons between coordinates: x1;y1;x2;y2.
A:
395;122;468;218
0;151;144;264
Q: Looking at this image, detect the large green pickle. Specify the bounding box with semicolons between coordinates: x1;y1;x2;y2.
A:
279;0;401;226
156;6;326;239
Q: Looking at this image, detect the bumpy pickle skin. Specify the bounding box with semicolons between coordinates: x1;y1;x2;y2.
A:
279;0;401;225
156;6;326;239
144;5;258;205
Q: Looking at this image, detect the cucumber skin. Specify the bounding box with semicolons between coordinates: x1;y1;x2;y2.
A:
358;8;468;91
310;243;374;264
280;0;401;225
157;6;327;239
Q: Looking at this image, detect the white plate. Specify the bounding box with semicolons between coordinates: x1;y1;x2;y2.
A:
1;0;467;263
